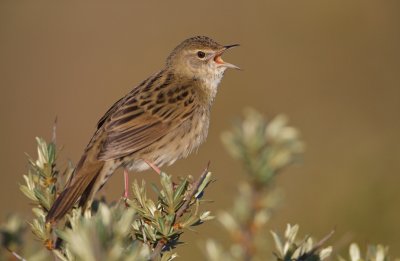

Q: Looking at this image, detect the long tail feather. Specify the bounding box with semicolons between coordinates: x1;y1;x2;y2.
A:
46;160;104;223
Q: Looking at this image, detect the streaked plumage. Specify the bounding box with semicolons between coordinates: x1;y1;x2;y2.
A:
46;36;239;222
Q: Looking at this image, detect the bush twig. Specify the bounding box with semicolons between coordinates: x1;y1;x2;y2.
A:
150;162;211;260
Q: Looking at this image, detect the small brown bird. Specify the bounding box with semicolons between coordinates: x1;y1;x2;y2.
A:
46;36;239;222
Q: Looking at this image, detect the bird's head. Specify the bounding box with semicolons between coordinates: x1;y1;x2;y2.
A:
166;36;240;90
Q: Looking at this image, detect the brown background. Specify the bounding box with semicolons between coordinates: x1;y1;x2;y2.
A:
1;0;399;258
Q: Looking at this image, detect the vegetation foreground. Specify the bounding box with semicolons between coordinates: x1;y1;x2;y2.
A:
0;109;394;261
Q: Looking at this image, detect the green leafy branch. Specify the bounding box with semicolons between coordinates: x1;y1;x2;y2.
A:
14;133;213;260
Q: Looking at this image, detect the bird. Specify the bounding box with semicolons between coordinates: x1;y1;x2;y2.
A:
46;36;239;223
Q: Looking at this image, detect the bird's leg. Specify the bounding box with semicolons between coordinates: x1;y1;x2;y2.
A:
142;159;161;175
122;168;129;200
142;159;178;190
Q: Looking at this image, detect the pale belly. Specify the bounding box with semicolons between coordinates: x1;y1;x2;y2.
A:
122;111;209;172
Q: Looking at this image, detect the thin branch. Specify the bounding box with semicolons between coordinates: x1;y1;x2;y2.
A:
176;161;210;219
151;240;165;261
150;161;211;260
310;229;335;253
52;116;58;145
6;248;27;261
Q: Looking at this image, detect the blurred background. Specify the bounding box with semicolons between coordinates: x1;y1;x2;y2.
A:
0;0;399;258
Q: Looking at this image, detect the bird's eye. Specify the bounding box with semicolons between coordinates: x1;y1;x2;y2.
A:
197;51;206;59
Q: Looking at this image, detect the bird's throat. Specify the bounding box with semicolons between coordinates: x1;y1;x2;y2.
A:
198;69;224;106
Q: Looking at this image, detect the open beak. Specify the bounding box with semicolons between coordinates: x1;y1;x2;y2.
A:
213;44;241;70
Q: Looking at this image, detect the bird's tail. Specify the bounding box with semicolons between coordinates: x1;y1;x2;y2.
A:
46;157;105;223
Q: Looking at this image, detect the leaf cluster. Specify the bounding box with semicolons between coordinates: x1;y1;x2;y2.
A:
13;136;213;260
129;172;213;251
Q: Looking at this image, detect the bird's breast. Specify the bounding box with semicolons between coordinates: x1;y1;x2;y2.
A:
123;108;210;172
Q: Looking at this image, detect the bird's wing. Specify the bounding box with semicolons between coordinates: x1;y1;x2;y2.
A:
97;70;197;160
96;76;153;130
